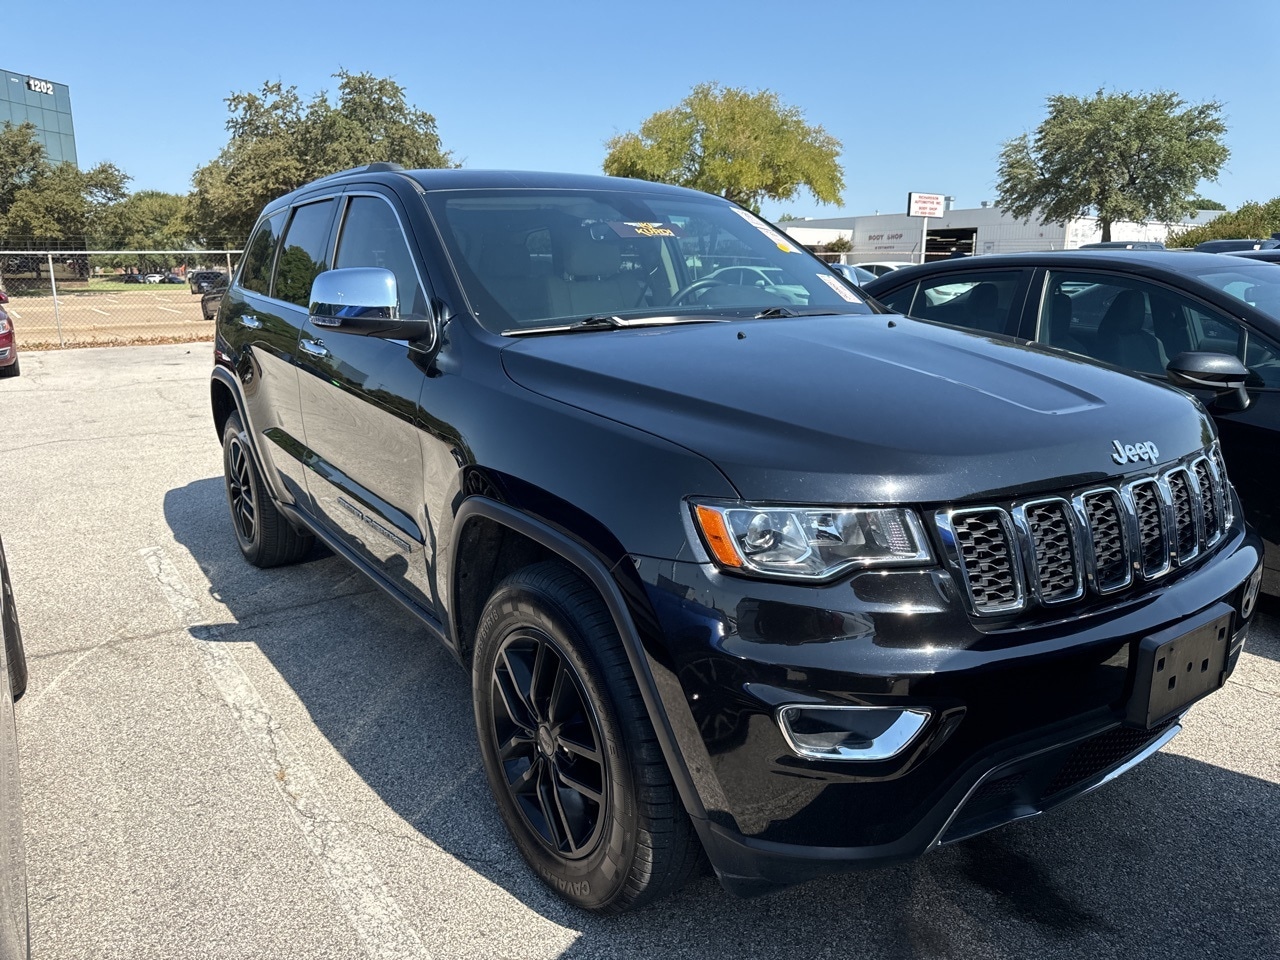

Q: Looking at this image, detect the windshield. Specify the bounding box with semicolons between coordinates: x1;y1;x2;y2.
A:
422;188;874;333
1177;258;1280;318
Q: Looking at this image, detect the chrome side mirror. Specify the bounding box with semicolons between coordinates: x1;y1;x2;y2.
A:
308;268;433;344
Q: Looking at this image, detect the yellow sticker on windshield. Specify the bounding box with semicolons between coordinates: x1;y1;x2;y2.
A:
816;273;862;303
731;208;796;253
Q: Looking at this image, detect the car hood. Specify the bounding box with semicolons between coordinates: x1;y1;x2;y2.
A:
499;314;1214;504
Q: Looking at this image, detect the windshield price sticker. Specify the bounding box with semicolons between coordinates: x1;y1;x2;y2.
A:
816;273;862;303
730;208;796;253
608;221;685;238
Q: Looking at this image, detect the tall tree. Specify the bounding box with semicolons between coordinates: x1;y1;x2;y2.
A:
603;83;843;213
0;122;130;248
996;90;1228;242
191;71;452;245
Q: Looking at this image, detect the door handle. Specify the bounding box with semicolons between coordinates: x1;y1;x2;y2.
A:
299;338;331;359
239;313;262;330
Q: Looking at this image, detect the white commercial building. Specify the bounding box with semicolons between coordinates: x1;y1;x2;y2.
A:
782;204;1221;264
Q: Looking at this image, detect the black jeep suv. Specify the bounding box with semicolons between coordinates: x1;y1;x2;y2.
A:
210;166;1263;912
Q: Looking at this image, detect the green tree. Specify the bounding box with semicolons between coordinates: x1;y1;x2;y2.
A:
1193;197;1227;211
1167;197;1280;247
192;71;453;245
996;89;1228;242
603;83;843;213
0;122;130;248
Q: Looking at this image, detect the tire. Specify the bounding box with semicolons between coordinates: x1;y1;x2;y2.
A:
0;358;17;378
1;539;27;701
473;561;700;913
221;411;314;567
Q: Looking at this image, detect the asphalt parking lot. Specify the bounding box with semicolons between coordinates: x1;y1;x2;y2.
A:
0;344;1276;960
6;290;210;346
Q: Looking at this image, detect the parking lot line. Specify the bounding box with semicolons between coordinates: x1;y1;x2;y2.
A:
91;308;109;316
139;545;434;960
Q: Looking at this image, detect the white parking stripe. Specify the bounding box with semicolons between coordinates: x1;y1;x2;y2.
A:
155;306;182;314
6;309;19;319
91;308;109;316
139;546;433;960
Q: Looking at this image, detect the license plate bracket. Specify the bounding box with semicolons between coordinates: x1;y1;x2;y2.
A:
1125;603;1233;729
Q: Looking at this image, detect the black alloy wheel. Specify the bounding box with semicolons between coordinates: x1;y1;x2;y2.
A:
490;630;609;859
473;562;701;912
220;411;313;568
226;433;257;546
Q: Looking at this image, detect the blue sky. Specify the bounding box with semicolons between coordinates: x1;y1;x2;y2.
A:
13;0;1279;223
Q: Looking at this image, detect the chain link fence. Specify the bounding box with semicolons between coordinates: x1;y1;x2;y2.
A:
0;250;241;348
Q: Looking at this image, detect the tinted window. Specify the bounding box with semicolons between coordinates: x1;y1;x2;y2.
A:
875;281;918;316
238;211;285;295
333;196;427;316
274;200;336;308
1036;270;1254;378
893;270;1025;336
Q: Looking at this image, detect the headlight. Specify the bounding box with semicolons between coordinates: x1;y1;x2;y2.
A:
691;500;932;580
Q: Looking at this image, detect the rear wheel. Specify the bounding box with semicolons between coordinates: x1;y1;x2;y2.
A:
1;538;27;700
473;561;700;912
221;411;314;567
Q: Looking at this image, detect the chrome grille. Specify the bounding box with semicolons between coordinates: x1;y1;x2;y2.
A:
1193;458;1221;545
1167;470;1198;560
1082;491;1130;592
1131;480;1167;578
1023;500;1080;601
943;447;1231;617
952;510;1021;613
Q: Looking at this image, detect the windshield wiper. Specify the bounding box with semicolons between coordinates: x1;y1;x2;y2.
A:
567;314;626;331
753;307;843;319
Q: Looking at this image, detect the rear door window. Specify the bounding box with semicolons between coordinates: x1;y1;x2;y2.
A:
237;211;285;296
883;270;1028;336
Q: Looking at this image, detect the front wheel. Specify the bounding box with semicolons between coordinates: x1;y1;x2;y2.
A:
473;562;700;912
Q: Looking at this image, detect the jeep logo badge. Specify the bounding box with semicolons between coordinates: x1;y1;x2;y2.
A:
1111;440;1159;465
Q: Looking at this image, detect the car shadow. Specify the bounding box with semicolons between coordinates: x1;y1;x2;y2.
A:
1247;595;1280;663
165;477;1279;958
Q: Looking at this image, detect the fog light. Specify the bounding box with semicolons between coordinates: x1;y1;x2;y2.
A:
777;705;931;761
1242;564;1263;619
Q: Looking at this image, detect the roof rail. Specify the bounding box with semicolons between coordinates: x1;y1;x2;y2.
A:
308;162;406;186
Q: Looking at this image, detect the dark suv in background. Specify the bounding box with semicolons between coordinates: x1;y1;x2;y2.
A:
188;270;228;294
210;166;1263;912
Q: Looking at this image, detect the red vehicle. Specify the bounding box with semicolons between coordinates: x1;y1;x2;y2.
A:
0;290;17;378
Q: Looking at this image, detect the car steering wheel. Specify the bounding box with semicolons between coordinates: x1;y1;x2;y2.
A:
669;278;728;305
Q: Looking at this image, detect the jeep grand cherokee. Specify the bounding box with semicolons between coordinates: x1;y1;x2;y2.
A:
210;165;1263;912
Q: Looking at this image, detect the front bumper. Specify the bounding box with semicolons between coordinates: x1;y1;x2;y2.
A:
628;515;1261;895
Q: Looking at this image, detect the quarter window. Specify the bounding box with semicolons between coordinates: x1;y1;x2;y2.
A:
274;200;336;308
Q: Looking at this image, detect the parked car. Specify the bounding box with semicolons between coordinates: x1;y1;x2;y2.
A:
1194;239;1280;253
851;260;912;277
200;290;223;321
212;166;1261;912
160;274;184;284
143;273;164;284
827;262;876;285
118;273;145;284
0;291;18;378
1225;249;1280;264
189;270;228;295
1078;241;1166;250
0;532;30;960
864;250;1280;593
700;264;810;303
